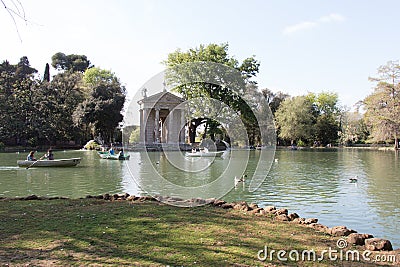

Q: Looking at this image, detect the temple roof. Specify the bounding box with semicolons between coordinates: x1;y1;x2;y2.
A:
137;91;184;106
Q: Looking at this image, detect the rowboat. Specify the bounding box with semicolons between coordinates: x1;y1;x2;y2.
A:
17;158;81;167
186;151;224;157
98;152;130;160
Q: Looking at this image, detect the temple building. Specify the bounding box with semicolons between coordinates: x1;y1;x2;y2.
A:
137;88;186;145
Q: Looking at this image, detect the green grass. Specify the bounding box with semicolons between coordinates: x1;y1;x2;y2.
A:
0;198;387;266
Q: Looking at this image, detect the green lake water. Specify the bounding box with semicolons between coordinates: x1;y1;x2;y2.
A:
0;148;399;248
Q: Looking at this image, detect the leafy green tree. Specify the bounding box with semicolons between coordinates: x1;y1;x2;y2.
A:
129;127;140;144
15;56;38;79
51;52;92;72
83;67;114;86
274;96;315;145
73;68;126;143
0;59;38;145
339;110;369;145
306;92;341;145
262;88;290;115
41;72;84;144
364;60;400;149
164;43;261;145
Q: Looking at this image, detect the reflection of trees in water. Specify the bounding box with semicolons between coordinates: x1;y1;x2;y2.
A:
266;150;341;201
360;151;400;215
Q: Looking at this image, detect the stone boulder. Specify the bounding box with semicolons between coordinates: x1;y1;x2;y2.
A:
263;206;276;213
249;203;259;210
288;213;300;221
292;218;305;224
308;223;329;233
365;238;393;251
275;208;288;215
221;203;235;209
233;202;251;211
304;218;318;224
259;209;267;215
275;214;291;221
251;208;264;214
329;226;356;237
347;233;374;246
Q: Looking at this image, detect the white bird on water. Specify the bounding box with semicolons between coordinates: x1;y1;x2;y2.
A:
234;174;247;186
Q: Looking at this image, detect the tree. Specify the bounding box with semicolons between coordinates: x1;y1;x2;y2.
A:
43;63;50;82
51;52;92;72
163;43;261;145
274;96;315;145
0;59;38;145
15;56;37;79
306;92;341;145
73;68;126;143
339;110;369;145
262;88;290;115
364;60;400;149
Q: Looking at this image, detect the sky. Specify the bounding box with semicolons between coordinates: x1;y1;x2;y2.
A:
1;0;400;109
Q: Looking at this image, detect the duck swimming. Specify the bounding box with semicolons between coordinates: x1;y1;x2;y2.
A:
349;175;358;183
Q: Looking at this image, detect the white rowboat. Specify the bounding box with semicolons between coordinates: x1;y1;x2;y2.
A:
186;151;224;157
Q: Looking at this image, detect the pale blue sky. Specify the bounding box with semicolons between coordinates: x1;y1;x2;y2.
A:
1;0;399;108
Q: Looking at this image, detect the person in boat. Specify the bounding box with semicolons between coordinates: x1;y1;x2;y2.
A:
26;151;37;161
118;149;125;159
109;146;115;155
45;149;54;160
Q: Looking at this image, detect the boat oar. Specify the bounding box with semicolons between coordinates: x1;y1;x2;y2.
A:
26;154;45;169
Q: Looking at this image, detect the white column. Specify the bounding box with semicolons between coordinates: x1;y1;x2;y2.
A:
142;108;148;144
139;109;144;143
154;108;160;143
180;109;185;143
168;109;174;144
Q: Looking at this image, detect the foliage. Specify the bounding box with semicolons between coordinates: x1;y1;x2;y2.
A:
163;43;262;145
74;68;126;143
0;54;125;147
339;111;369;145
51;52;92;73
274;91;342;146
83;67;115;86
129;126;140;143
261;88;290;115
363;60;400;149
274;96;315;144
43;63;50;82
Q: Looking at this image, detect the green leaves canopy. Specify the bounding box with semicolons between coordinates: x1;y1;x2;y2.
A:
364;60;400;149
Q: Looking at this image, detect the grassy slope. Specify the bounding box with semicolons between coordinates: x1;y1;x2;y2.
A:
0;198;393;266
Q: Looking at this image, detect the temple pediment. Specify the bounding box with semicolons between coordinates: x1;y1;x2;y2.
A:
138;91;184;107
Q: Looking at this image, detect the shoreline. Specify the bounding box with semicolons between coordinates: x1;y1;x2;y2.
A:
1;193;398;251
1;144;399;153
1;193;399;266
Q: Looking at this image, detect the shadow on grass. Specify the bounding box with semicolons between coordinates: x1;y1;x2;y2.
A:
0;199;384;266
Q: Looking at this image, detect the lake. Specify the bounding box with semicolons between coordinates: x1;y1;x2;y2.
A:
0;148;399;248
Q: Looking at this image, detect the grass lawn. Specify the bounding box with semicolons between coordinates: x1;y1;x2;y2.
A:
0;198;394;266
